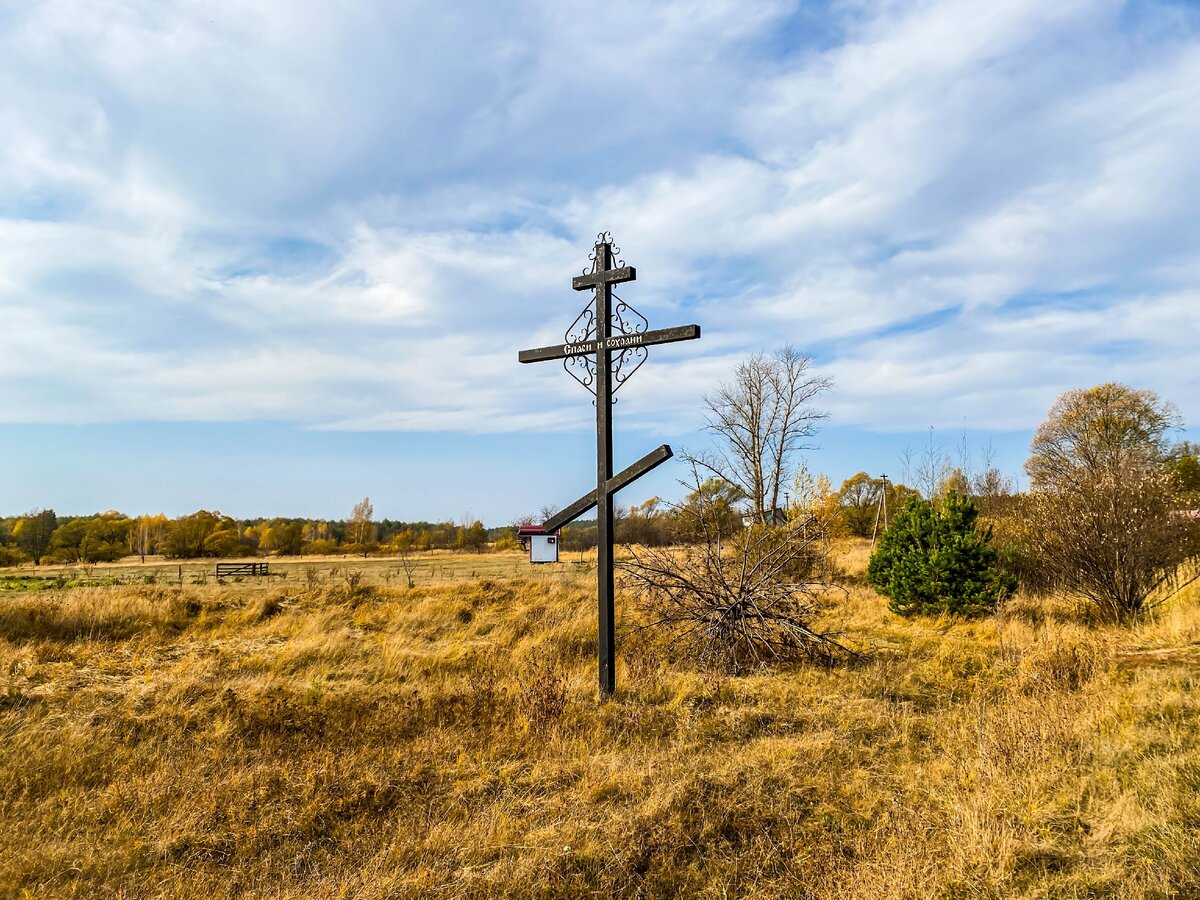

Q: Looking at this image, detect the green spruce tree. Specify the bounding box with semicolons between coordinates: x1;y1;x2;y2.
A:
867;491;1015;617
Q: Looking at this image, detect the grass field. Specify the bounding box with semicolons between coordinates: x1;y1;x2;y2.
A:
6;549;558;590
1;543;1198;898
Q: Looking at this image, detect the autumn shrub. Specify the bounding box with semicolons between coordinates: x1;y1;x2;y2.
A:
303;539;338;556
254;594;284;621
1020;466;1200;623
492;533;521;552
328;570;375;605
867;491;1016;617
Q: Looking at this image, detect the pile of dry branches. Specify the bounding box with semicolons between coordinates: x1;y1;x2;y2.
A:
619;468;852;673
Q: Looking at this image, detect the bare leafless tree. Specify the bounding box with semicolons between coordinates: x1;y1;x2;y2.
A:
970;441;1013;496
901;428;954;500
970;441;1015;516
692;346;831;524
397;546;417;588
618;463;853;673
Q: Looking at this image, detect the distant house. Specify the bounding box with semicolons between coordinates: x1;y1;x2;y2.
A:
742;508;788;528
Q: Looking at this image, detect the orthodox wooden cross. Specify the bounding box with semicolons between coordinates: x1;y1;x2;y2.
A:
518;233;701;696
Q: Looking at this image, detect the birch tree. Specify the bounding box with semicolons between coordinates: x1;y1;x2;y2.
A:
348;497;375;551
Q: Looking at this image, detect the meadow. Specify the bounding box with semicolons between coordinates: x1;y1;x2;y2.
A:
0;543;1198;898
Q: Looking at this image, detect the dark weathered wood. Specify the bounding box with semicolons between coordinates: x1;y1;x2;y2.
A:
216;562;271;577
517;324;700;364
542;492;598;536
572;265;635;291
515;235;701;698
543;445;674;532
594;241;616;697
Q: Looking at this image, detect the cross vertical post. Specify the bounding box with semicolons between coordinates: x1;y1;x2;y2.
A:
592;240;616;696
517;232;701;698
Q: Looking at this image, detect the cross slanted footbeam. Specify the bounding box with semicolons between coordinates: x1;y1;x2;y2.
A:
543;445;673;533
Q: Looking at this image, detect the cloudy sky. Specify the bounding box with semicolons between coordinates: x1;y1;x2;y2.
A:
1;0;1197;523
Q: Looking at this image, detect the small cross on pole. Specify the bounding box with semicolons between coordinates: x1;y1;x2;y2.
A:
518;233;701;697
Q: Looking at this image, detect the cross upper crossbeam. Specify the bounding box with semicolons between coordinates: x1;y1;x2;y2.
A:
571;265;636;291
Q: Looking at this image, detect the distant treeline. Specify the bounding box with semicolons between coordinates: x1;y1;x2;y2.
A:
3;439;1195;567
0;478;1062;567
0;507;507;565
0;476;823;566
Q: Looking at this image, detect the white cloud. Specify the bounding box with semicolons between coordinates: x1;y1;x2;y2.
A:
0;0;1198;438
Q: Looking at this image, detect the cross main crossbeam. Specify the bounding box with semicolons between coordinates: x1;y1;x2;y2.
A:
517;325;700;364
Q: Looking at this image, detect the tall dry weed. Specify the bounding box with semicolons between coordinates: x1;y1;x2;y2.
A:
515;651;569;731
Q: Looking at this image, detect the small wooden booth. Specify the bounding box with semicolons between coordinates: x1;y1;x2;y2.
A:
516;524;560;564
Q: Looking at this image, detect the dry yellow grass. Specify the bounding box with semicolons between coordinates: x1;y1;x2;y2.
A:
18;549;553;588
1;545;1198;898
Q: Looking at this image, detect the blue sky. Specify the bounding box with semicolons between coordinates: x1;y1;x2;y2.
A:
1;0;1198;524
